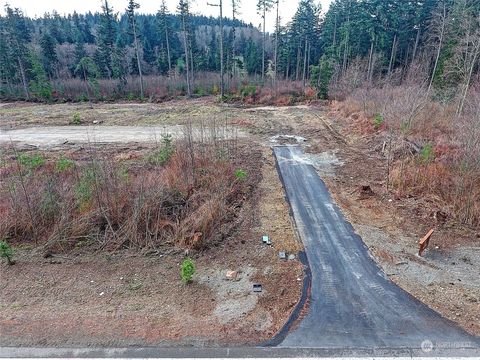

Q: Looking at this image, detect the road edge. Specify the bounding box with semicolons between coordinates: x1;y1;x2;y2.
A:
260;146;312;347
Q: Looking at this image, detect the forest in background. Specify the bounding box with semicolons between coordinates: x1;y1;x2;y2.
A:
0;0;479;226
0;0;478;104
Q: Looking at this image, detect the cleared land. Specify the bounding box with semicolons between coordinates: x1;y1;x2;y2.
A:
0;98;479;347
0;126;245;148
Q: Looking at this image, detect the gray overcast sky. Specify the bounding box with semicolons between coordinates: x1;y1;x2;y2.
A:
3;0;332;31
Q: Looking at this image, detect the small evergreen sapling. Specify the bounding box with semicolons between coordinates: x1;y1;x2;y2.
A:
0;241;14;265
181;258;196;284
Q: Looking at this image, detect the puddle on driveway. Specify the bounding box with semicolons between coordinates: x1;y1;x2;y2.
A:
270;135;344;177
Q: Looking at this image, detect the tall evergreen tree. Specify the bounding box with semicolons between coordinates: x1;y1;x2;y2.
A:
290;0;320;84
157;1;173;75
40;32;58;79
178;0;193;96
126;0;144;97
231;0;241;77
208;0;225;97
97;0;116;78
4;5;31;99
256;0;275;80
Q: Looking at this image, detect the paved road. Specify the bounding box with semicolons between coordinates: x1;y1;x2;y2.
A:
274;145;479;351
1;346;477;358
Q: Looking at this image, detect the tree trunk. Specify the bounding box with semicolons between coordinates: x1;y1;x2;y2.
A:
274;0;279;87
181;16;192;97
457;42;480;116
333;12;337;47
295;45;301;81
286;53;290;80
428;3;446;93
411;28;421;67
262;4;266;81
165;26;172;74
302;39;308;87
306;42;311;80
18;57;29;99
342;9;350;75
219;0;225;97
342;40;348;75
388;34;397;76
132;19;144;98
231;0;236;77
83;66;90;100
368;37;374;83
189;37;195;85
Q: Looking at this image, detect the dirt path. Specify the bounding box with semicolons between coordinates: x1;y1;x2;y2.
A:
0;125;244;148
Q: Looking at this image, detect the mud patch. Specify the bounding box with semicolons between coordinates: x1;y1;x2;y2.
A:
309;151;345;177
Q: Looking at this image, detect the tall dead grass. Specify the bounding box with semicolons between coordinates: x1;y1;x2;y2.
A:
336;82;480;228
0;132;256;252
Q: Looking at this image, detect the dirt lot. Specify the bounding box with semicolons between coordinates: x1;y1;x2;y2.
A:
0;101;304;346
0;97;479;346
0;99;235;129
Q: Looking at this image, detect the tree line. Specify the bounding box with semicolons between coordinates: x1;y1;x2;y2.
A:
0;0;479;104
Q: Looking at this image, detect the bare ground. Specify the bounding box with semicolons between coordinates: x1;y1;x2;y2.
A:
242;102;480;337
0;125;245;148
0;106;304;346
0;98;478;345
0;99;234;129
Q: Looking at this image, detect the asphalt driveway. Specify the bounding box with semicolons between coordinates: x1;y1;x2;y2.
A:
273;145;479;351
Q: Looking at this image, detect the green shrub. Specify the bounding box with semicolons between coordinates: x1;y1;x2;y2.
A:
127;92;136;101
373;113;384;129
75;167;96;208
148;134;174;165
310;56;335;99
421;143;435;164
0;241;14;265
56;157;75;172
240;84;256;98
181;258;196;284
235;169;247;181
71;112;81;125
18;153;45;169
40;182;60;220
117;167;130;182
75;94;89;102
194;87;206;96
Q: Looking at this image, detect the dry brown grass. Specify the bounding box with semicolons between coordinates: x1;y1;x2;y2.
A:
336;83;480;228
0;139;259;253
234;80;316;106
